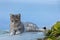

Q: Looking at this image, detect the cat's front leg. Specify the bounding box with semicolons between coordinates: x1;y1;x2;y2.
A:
10;32;14;35
16;31;21;35
10;30;16;35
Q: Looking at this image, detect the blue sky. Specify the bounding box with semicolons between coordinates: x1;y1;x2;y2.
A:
0;0;60;30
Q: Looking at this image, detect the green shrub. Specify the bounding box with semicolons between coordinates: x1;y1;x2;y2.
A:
44;21;60;40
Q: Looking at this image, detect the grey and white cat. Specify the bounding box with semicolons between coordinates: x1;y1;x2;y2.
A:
10;14;39;35
10;14;24;35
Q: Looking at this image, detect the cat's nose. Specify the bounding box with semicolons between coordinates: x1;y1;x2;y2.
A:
12;22;15;25
12;22;15;24
14;22;16;24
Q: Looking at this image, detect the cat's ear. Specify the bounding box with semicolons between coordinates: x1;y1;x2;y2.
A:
10;13;13;16
17;14;21;17
10;13;14;17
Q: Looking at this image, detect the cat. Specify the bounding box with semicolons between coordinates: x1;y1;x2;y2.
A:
10;14;39;35
10;14;24;35
24;22;39;32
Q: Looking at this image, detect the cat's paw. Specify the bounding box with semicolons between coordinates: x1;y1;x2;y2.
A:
10;32;14;35
16;31;21;35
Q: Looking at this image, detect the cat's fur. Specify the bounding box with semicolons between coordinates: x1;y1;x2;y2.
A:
10;14;39;35
24;22;39;32
10;14;24;35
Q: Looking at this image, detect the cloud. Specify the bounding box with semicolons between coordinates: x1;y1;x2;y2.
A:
0;0;58;4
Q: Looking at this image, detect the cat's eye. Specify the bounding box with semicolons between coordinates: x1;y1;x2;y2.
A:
15;20;18;22
11;20;13;22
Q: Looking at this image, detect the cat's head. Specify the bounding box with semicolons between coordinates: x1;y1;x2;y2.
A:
10;14;21;23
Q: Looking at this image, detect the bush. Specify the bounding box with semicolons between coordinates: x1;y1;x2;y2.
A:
44;21;60;40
